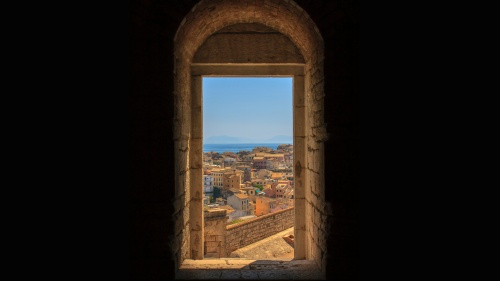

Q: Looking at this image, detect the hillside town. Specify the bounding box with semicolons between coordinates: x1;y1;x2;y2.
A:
203;144;294;224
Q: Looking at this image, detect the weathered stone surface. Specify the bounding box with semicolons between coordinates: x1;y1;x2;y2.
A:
130;0;357;280
226;208;294;253
229;227;294;259
178;259;324;280
204;209;228;257
193;27;305;63
134;0;349;276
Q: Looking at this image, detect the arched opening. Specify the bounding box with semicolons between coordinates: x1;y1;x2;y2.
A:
172;0;329;278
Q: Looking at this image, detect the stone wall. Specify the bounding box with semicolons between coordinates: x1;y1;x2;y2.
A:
225;207;294;254
173;0;328;268
204;209;228;257
193;23;304;63
131;0;359;280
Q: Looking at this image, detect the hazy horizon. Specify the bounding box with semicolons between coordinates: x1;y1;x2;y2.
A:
204;134;293;144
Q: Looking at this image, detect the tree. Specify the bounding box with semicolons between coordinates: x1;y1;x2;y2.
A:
253;183;264;192
252;146;272;153
237;150;251;157
277;144;293;152
222;151;237;158
213;187;221;199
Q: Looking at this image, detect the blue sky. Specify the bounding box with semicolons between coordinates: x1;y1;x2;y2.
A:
203;77;292;143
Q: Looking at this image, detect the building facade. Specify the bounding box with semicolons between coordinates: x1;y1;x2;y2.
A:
227;193;252;216
203;174;214;195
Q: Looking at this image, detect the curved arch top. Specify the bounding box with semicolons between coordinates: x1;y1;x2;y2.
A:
174;0;323;63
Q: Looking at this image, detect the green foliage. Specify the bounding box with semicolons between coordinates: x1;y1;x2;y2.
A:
230;219;245;225
252;183;264;191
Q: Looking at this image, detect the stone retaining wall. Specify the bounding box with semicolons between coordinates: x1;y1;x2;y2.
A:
225;207;294;255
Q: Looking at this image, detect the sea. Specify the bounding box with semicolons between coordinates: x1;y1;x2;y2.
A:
203;143;290;153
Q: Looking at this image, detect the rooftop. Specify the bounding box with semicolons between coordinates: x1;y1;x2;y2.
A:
258;197;276;203
233;193;249;199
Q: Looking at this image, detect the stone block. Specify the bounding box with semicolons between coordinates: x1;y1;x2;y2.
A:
189;139;203;169
226;259;256;265
257;270;292;280
220;270;241;279
294;106;306;137
294;75;305;106
205;236;216;242
240;270;258;279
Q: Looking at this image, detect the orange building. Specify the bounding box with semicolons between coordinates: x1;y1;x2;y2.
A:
255;196;277;216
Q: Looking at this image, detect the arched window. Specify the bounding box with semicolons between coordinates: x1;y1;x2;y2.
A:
172;0;328;279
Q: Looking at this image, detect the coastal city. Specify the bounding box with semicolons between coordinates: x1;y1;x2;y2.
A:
202;144;294;225
200;78;295;258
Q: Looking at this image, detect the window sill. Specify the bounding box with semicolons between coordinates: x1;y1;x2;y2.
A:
176;259;325;280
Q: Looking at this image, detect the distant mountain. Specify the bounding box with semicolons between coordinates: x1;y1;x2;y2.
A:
204;135;293;144
204;135;243;144
264;135;293;143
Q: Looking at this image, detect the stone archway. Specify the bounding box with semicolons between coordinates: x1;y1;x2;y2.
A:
172;0;329;275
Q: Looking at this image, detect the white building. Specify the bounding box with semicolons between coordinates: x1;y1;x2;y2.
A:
203;174;214;195
223;157;236;168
